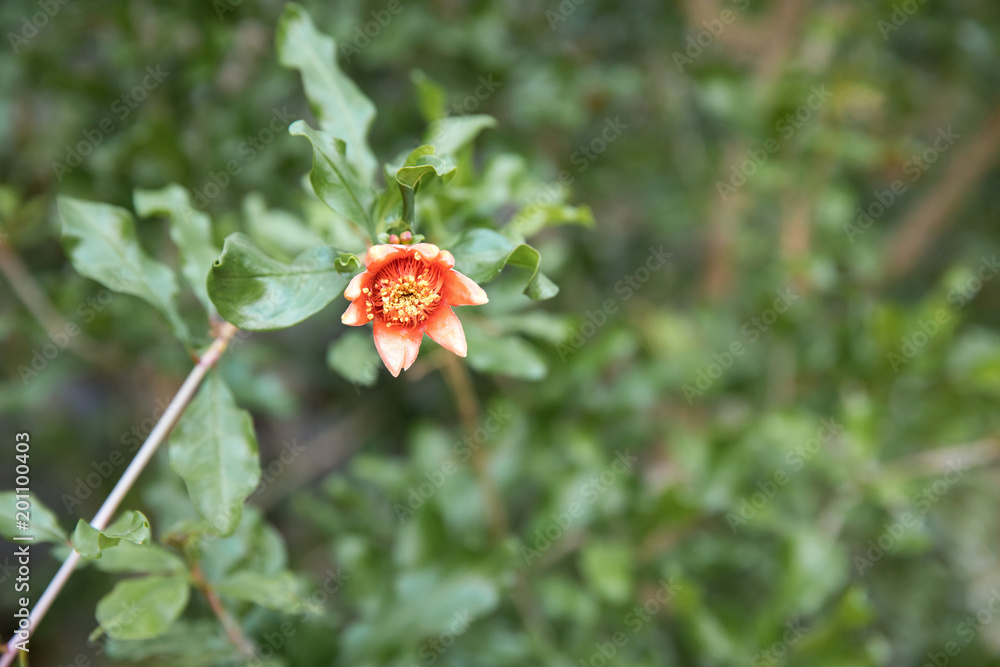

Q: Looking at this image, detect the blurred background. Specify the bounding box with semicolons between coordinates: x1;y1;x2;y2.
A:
1;0;999;665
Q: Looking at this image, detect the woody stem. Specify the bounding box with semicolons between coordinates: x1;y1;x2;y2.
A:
0;323;240;667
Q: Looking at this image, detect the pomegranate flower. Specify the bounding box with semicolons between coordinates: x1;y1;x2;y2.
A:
341;243;488;376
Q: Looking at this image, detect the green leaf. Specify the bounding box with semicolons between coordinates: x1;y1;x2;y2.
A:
207;232;353;331
277;2;377;181
58;196;190;343
451;228;558;300
105;620;240;665
0;491;67;544
96;575;190;640
427;115;497;157
215;570;305;613
169;370;260;537
462;320;548;381
134;184;220;313
290;120;377;240
73;510;152;560
411;69;446;123
327;330;381;387
88;542;187;575
395;145;456;227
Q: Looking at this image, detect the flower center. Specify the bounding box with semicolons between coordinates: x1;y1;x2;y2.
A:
367;257;444;328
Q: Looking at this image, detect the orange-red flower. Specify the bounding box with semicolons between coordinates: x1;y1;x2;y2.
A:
341;243;488;377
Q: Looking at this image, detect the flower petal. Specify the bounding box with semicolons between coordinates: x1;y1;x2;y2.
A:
364;244;409;273
424;306;468;357
341;298;369;326
409;243;441;263
443;270;489;306
373;319;422;377
344;271;372;300
432;249;456;270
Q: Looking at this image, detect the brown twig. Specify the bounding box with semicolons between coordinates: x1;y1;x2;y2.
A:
886;105;1000;279
191;563;256;659
439;353;509;540
0;323;240;667
0;237;116;366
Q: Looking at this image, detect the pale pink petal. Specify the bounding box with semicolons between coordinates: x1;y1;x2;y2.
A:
434;249;456;270
424;306;468;357
373;319;422;377
443;270;489;306
344;271;372;300
341;298;369;326
408;243;440;263
365;244;409;273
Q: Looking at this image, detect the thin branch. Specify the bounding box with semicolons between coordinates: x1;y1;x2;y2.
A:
439;353;509;540
191;563;256;659
0;238;115;366
0;322;240;667
886;104;1000;279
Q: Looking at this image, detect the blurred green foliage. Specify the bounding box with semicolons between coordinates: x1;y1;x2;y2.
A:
2;0;1000;665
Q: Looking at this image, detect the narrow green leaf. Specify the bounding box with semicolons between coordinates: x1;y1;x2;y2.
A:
58;196;190;343
426;115;497;157
134;184;220;312
215;570;305;613
73;510;152;560
450;228;559;300
290;120;377;240
0;491;67;544
411;69;446;123
327;330;381;387
277;2;377;181
207;232;353;331
96;575;190;640
169;371;260;537
89;542;187;575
